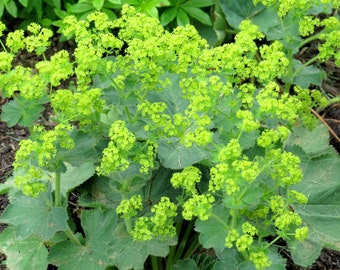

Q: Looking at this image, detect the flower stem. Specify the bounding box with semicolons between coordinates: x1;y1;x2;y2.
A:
65;227;82;246
55;172;61;207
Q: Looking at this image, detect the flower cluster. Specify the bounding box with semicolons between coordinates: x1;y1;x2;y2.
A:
170;166;201;195
299;16;321;37
0;51;13;72
25;23;53;55
249;251;272;270
253;41;289;83
182;194;215;221
0;66;46;99
13;124;74;196
116;195;143;219
318;16;340;65
257;126;290;148
131;197;177;241
97;120;136;175
36;50;74;87
267;149;303;186
218;139;242;162
269;195;308;241
256;81;302;124
138;101;177;136
137;140;157;174
51;88;105;127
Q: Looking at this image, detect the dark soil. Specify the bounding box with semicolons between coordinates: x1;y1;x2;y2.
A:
0;32;340;270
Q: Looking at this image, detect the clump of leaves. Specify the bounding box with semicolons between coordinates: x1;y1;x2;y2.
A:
0;3;339;270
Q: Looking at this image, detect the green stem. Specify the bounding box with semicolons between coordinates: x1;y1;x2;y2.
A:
292;54;319;77
173;219;195;262
182;237;200;259
285;49;294;92
150;255;159;270
65;227;82;246
166;220;183;270
230;209;238;228
124;217;132;233
264;235;281;250
55;172;61;207
299;32;323;48
124;106;133;122
0;40;7;52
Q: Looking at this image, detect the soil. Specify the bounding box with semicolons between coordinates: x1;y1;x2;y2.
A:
1;31;340;270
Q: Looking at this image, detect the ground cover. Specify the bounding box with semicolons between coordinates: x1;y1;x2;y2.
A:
0;2;340;270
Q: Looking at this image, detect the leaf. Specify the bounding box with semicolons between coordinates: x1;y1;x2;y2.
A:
58;129;98;166
241;186;263;205
160;6;178;26
108;222;176;270
264;12;302;53
147;72;189;114
109;163;151;195
57;162;96;197
250;6;279;34
215;248;253;270
0;2;4;17
182;6;211;25
0;226;49;270
1;98;45;127
177;8;190;26
286;126;340;261
18;0;29;7
292;60;325;88
267;246;287;270
171;259;199;270
158;138;209;169
285;124;332;157
48;208;117;270
146;166;181;204
5;0;17;18
219;0;265;29
0;192;68;240
182;0;214;8
92;0;104;10
287;237;323;268
195;204;229;253
67;3;94;13
294;205;340;250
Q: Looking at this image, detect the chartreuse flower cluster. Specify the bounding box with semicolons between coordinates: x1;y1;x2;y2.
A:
253;0;340;66
13;124;74;197
117;195;177;241
97;120;136;175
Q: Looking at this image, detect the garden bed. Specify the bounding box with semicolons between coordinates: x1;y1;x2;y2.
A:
1;3;340;270
1;36;340;270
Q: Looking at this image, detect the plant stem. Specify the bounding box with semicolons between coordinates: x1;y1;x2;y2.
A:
150;255;159;270
299;32;323;48
173;219;195;262
124;106;133;122
182;237;200;259
292;54;319;77
165;220;183;270
285;49;293;92
55;172;61;207
65;227;82;246
124;217;132;233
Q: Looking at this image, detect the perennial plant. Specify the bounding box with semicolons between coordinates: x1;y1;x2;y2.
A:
0;1;340;269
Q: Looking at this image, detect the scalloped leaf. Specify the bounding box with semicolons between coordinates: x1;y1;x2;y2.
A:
0;191;68;240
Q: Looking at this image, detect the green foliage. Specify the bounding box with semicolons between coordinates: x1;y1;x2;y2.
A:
0;2;339;270
0;0;75;28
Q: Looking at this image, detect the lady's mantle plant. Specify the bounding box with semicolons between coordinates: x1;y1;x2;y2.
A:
0;3;340;270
